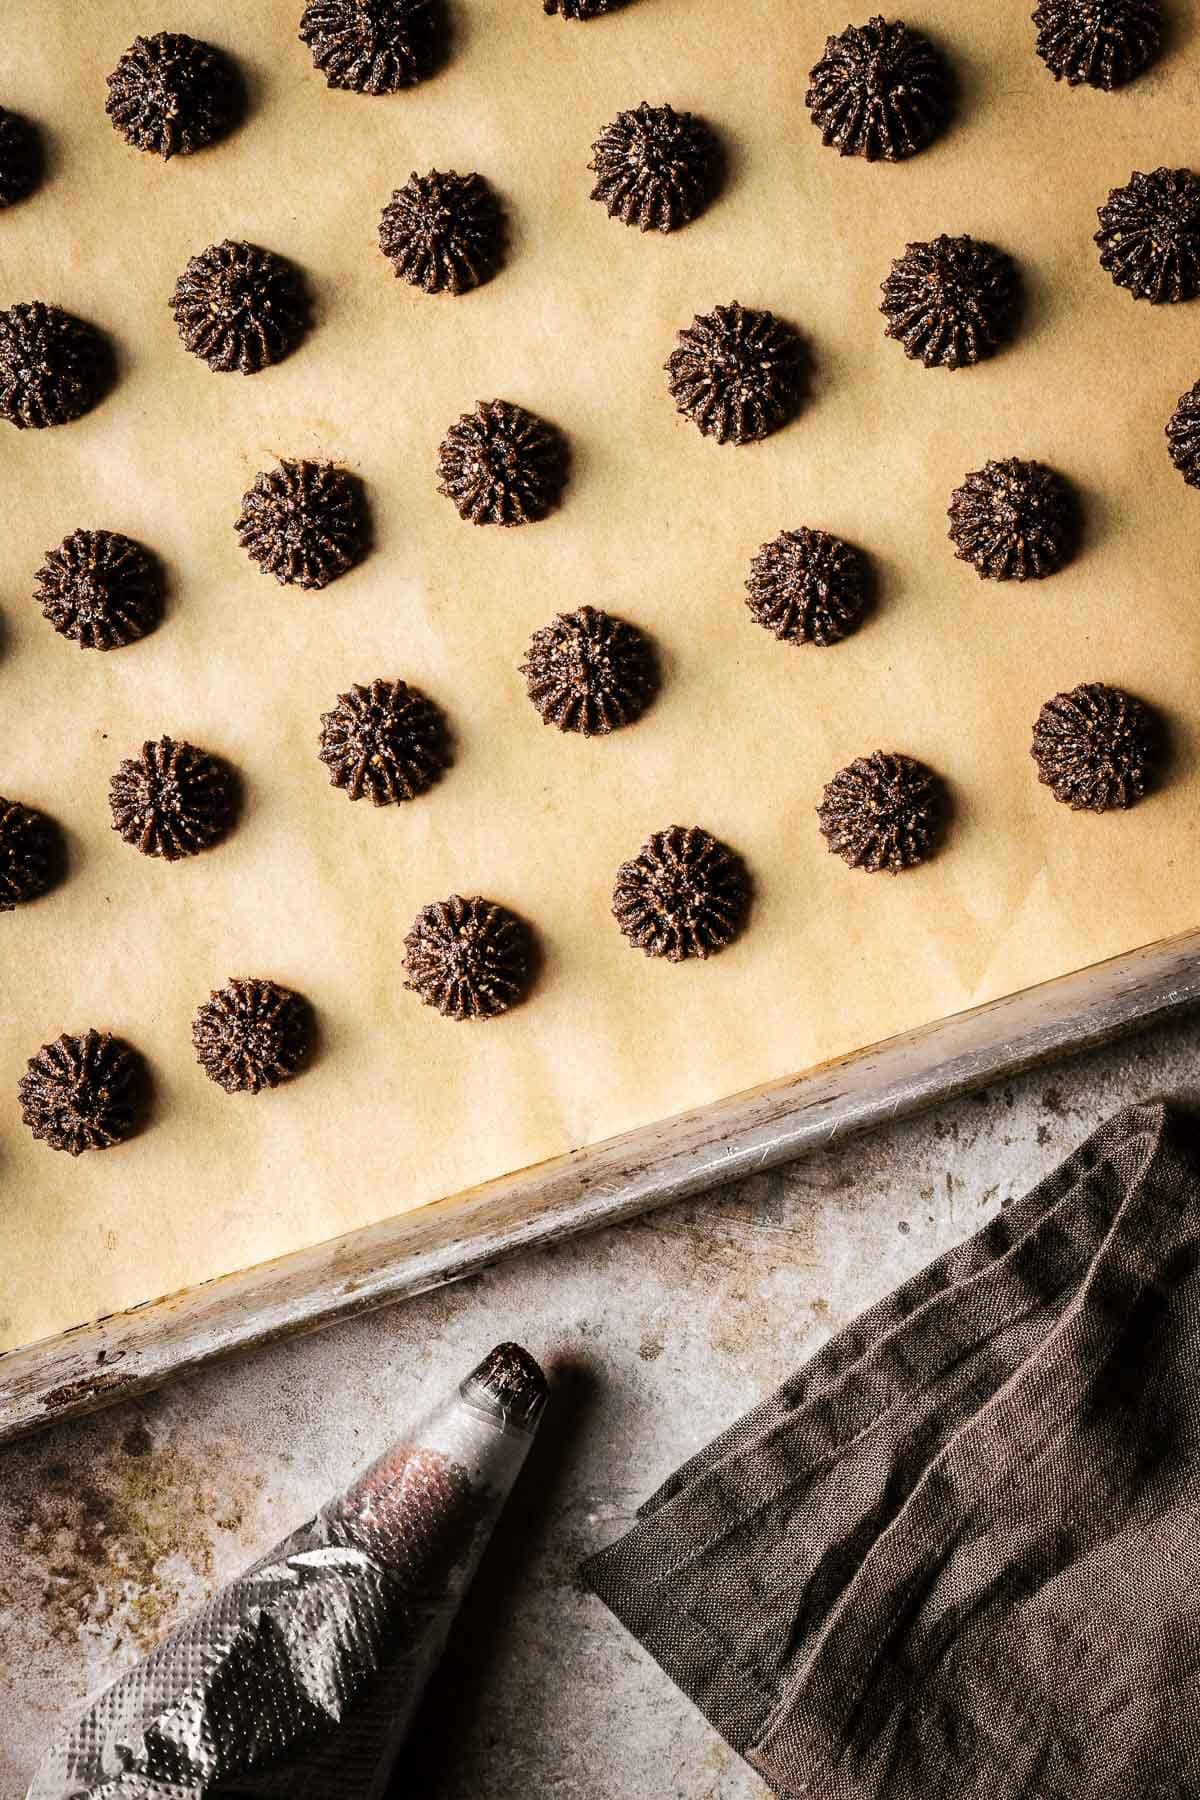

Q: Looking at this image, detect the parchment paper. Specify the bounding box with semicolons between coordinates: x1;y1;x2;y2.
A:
3;0;1199;1355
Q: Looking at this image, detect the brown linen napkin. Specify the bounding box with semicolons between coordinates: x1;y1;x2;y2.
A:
583;1101;1200;1799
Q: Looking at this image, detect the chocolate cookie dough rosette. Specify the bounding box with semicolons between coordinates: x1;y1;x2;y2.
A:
520;607;658;734
817;751;946;873
403;894;535;1019
806;16;952;161
1031;682;1161;811
612;825;750;960
18;1029;146;1155
666;302;805;445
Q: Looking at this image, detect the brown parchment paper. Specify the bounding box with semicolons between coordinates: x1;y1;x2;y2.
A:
3;0;1200;1355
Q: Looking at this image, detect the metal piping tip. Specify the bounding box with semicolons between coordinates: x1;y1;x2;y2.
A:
461;1341;548;1433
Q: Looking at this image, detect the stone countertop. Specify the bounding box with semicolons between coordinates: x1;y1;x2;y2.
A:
2;1011;1196;1799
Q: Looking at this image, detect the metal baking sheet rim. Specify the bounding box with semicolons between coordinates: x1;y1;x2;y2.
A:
3;926;1199;1444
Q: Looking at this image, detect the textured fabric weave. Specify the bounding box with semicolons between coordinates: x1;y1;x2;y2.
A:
583;1101;1200;1798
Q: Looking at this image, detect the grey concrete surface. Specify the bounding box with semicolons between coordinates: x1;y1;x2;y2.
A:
2;1011;1197;1798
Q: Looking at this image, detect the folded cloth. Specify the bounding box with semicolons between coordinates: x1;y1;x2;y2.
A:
583;1100;1200;1800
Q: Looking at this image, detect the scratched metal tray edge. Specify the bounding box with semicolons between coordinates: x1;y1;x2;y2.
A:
2;927;1199;1443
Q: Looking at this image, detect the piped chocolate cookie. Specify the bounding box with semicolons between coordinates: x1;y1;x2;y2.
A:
0;798;60;911
0;302;109;429
34;529;161;651
521;607;657;734
0;107;39;206
378;170;505;294
404;894;533;1019
299;0;446;92
1095;168;1200;303
880;235;1020;369
171;240;309;374
818;751;944;873
948;458;1077;581
666;302;805;445
1166;378;1200;486
192;978;311;1094
1031;682;1159;810
745;527;871;646
318;678;448;803
806;16;952;161
612;824;750;960
589;101;720;233
236;459;365;588
544;0;629;17
109;736;236;860
105;32;240;158
1033;0;1162;89
18;1029;144;1155
437;399;567;526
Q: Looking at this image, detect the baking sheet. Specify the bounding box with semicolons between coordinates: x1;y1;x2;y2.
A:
2;0;1199;1355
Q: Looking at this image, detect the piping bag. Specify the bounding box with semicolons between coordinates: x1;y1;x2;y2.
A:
29;1341;548;1799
